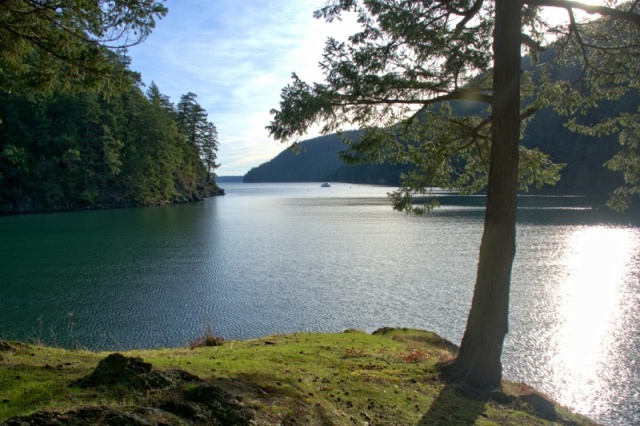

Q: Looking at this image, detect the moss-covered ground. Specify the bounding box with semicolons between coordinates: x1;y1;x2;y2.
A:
0;328;598;425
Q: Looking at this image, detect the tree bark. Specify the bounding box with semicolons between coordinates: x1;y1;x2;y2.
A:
441;0;522;389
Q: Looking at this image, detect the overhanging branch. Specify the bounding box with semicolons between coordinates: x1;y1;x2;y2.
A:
526;0;640;27
454;0;485;32
332;90;492;109
521;34;546;52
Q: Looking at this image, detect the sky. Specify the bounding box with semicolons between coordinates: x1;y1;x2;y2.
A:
126;1;602;177
127;0;358;177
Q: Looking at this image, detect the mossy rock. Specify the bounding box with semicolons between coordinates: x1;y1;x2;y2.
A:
76;353;170;390
372;327;460;353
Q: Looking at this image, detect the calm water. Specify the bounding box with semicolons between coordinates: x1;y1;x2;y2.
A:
1;182;639;425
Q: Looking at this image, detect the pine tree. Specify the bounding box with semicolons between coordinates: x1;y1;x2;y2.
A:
0;0;167;93
268;0;640;388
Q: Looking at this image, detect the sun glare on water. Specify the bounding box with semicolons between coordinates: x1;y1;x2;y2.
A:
548;226;639;416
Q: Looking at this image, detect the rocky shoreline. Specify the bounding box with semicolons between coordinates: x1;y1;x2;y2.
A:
0;185;225;216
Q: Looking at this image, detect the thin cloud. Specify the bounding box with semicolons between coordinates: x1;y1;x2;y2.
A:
128;0;358;176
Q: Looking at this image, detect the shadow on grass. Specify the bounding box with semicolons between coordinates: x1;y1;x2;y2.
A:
211;372;337;425
418;382;488;426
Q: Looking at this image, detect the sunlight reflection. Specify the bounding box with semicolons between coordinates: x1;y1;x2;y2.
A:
551;226;637;414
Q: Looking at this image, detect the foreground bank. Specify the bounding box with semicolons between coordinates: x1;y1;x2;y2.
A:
0;328;596;425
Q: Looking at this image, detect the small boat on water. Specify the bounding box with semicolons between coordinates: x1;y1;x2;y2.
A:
321;182;331;187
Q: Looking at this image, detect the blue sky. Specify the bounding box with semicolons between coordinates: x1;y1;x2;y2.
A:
127;0;358;177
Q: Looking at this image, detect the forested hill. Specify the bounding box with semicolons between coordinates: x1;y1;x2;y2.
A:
0;82;222;215
246;96;632;196
0;1;227;214
244;133;410;185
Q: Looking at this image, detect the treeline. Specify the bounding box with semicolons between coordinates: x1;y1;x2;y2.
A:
246;96;633;197
0;79;221;214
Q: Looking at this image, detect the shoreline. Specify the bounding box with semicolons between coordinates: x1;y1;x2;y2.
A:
0;186;225;217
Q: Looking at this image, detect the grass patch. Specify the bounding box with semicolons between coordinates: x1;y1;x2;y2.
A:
0;329;598;425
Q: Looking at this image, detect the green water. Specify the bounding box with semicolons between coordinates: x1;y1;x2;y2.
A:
0;202;223;348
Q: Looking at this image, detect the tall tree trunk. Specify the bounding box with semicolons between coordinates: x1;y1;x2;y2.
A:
441;0;522;389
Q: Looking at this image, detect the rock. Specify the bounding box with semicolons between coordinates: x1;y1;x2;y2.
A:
521;392;557;421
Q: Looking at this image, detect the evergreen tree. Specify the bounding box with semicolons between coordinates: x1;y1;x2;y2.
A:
0;4;222;213
201;122;220;182
121;86;179;204
0;0;167;93
177;93;208;144
147;81;177;116
0;80;221;212
606;111;640;211
268;0;640;388
176;92;220;183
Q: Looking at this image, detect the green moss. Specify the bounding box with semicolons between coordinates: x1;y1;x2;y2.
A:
0;330;598;425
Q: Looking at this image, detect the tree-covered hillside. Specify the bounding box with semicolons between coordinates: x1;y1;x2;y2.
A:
0;80;222;214
244;133;410;185
0;1;222;215
250;90;634;196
